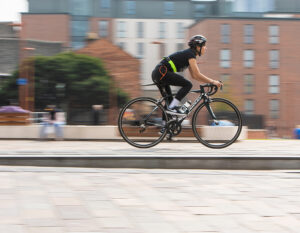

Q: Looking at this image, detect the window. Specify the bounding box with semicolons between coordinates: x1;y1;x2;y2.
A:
72;41;85;49
125;1;136;15
71;0;91;15
137;22;144;38
270;99;279;119
164;1;174;15
195;4;206;18
269;25;279;44
100;0;110;9
159;22;166;39
269;75;280;94
118;42;126;50
220;49;231;68
244;74;254;94
177;23;184;39
269;50;279;69
71;20;88;37
220;74;230;93
221;24;230;43
244;24;254;44
98;21;108;38
177;43;184;51
244;99;254;115
137;43;144;59
117;21;126;38
244;50;254;68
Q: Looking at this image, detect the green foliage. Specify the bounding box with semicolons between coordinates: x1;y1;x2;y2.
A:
0;52;129;111
0;71;19;105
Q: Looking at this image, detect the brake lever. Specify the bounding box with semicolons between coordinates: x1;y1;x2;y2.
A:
219;80;223;91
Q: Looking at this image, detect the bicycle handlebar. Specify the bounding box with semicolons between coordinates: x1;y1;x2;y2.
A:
200;81;222;96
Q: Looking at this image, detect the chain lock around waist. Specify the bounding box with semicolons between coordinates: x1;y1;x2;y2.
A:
160;57;177;73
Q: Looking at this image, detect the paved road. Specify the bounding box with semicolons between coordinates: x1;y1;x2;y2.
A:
0;166;300;233
0;139;299;156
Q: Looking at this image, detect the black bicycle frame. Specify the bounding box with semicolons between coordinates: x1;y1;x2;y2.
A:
159;91;218;123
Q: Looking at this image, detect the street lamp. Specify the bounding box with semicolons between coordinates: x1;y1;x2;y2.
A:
151;41;165;59
22;47;36;112
108;75;117;125
10;22;36;112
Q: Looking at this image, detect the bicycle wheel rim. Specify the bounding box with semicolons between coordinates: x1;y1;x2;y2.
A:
192;98;242;149
118;97;168;148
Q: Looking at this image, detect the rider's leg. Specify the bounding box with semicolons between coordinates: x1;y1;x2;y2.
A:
163;73;193;109
163;85;173;106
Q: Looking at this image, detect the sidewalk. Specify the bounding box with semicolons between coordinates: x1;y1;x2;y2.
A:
0;140;300;169
0;166;300;233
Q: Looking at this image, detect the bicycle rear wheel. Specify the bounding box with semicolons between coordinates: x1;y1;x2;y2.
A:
118;97;168;148
192;98;242;149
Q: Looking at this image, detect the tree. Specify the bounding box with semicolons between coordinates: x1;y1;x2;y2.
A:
0;52;129;122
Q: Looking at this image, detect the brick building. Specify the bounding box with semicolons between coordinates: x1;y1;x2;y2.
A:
21;14;70;48
188;16;300;137
76;39;141;100
23;0;233;95
75;39;141;124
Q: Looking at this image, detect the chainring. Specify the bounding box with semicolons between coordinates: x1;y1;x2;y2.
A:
167;121;182;136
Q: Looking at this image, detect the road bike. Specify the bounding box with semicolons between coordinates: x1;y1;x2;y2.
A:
118;83;242;149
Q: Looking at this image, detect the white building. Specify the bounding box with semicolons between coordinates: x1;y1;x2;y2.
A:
114;18;194;94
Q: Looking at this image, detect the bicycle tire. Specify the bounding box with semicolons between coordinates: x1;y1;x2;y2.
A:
192;98;242;149
118;97;168;148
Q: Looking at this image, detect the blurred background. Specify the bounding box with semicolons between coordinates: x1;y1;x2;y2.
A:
0;0;300;138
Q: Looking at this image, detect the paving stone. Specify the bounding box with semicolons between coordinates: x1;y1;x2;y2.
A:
57;206;91;220
0;166;299;232
62;219;101;232
0;225;26;233
27;226;64;233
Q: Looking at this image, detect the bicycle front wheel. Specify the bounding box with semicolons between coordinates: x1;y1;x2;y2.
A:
118;97;168;148
192;98;242;149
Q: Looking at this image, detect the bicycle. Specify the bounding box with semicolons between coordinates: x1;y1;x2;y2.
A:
118;83;242;149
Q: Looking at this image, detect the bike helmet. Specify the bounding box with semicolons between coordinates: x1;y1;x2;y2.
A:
188;35;207;55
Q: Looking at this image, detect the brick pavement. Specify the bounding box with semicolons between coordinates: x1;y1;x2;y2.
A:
0;167;300;233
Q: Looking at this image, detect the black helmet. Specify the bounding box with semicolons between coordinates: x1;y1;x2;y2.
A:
188;35;207;49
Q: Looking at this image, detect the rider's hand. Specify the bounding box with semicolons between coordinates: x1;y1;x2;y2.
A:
212;80;223;88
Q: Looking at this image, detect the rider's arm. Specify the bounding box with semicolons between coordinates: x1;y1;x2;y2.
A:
188;58;221;87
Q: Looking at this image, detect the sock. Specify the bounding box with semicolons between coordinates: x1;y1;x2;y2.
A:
168;98;180;109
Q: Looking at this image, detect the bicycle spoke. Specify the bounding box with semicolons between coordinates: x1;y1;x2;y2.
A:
118;97;168;148
192;98;242;148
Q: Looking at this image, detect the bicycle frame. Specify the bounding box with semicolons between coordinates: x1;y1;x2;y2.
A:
119;83;242;148
142;84;219;129
156;91;217;123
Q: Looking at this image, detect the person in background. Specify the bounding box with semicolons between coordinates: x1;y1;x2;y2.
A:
92;104;103;125
39;105;65;140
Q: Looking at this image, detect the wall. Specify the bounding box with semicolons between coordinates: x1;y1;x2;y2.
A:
188;17;300;137
22;14;70;48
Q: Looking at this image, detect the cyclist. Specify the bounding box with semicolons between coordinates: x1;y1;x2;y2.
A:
152;35;222;115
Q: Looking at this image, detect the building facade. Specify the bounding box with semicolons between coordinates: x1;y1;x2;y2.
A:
188;16;300;137
0;22;63;75
23;0;234;94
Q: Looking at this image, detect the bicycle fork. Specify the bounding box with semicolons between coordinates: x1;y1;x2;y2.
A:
204;101;219;125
